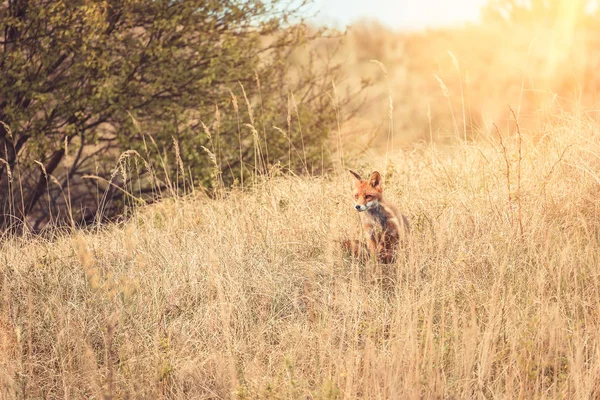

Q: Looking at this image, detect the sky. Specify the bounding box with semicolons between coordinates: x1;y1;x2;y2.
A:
311;0;486;30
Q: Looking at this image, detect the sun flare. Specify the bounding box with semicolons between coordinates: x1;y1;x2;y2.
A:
315;0;484;29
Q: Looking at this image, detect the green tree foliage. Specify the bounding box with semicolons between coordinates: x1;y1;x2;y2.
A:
0;0;356;231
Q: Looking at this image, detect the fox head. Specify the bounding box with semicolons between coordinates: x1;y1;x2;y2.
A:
349;170;383;212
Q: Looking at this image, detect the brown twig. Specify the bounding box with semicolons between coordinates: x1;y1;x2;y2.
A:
509;106;524;237
493;123;512;226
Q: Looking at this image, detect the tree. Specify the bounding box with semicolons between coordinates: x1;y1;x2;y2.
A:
0;0;356;231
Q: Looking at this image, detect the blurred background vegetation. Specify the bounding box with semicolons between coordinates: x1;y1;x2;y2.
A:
1;0;600;232
333;0;600;152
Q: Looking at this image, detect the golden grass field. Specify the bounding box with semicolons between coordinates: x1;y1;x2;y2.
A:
2;109;600;398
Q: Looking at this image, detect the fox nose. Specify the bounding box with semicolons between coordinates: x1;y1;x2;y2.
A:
355;205;361;211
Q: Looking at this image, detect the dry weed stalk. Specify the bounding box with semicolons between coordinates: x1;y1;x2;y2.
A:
509;106;524;237
493;123;513;225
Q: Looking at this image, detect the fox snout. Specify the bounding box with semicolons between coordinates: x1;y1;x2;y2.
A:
354;199;378;212
354;204;367;212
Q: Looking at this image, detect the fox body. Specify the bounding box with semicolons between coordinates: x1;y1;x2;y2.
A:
347;170;409;263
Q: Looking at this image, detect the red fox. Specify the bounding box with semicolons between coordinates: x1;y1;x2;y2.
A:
345;170;409;263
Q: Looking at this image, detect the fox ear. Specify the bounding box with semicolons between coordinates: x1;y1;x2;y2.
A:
348;170;362;182
369;171;381;188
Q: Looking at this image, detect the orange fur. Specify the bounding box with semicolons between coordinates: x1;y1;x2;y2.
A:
347;170;409;263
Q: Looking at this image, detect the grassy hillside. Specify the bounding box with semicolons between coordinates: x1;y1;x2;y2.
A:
2;112;600;398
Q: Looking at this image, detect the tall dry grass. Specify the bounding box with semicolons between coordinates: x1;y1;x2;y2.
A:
2;110;600;398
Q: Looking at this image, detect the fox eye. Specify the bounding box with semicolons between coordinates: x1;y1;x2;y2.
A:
354;194;358;200
365;195;372;200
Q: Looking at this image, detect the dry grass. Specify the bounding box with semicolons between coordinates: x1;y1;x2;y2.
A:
2;111;600;398
323;21;600;153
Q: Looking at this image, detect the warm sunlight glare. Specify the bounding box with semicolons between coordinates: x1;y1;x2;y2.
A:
314;0;485;29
